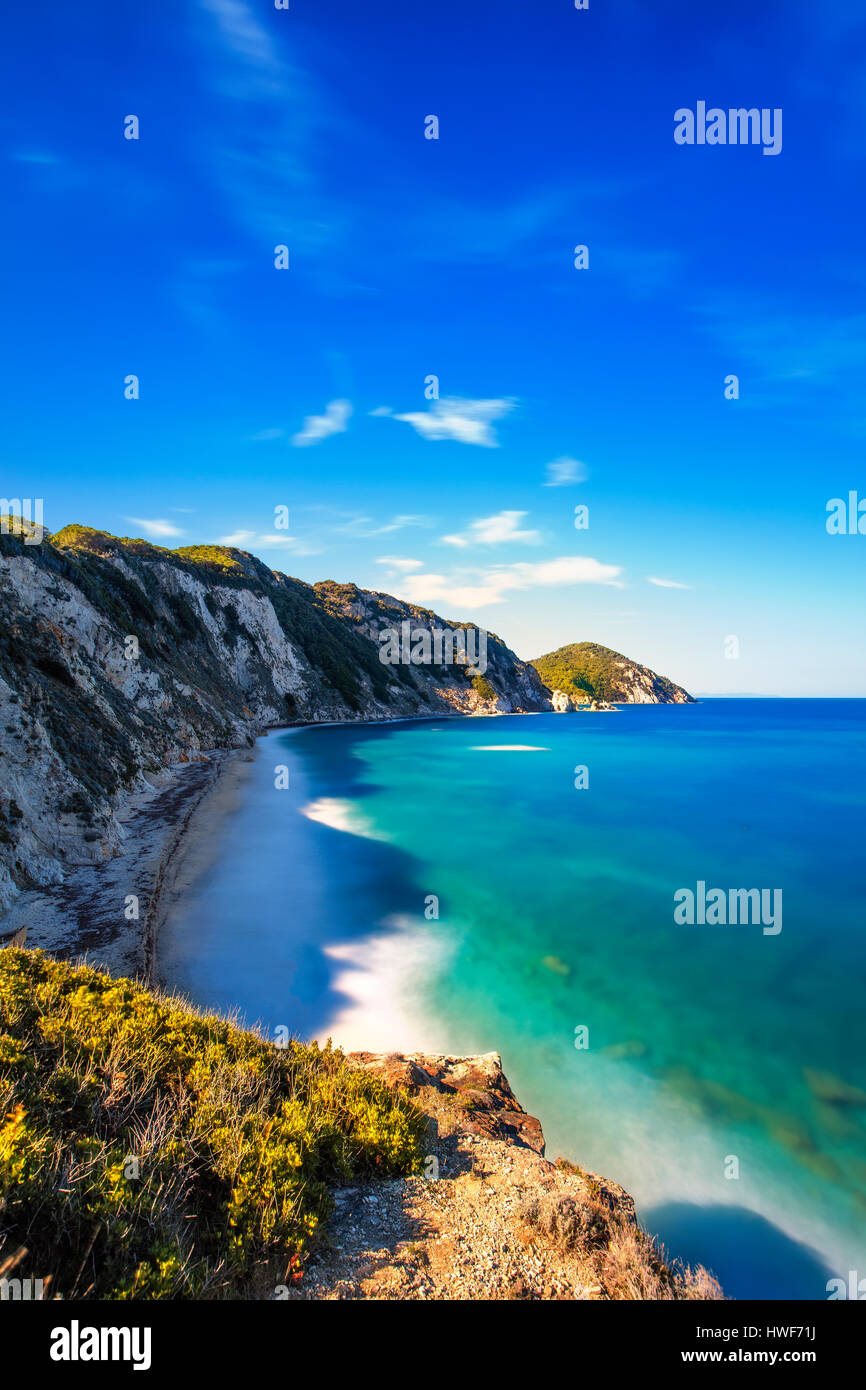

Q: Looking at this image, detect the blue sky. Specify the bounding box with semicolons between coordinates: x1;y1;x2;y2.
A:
2;0;864;694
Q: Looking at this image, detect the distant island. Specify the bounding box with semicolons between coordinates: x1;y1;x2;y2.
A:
530;641;695;706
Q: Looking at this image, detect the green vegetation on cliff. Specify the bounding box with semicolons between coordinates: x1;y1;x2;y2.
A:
530;643;616;700
530;642;692;704
0;950;425;1299
0;522;549;906
1;523;398;731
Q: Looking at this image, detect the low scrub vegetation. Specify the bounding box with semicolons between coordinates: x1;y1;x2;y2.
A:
0;950;426;1299
519;1189;723;1300
471;672;496;701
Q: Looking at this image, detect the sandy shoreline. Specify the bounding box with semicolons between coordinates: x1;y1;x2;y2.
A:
2;747;253;981
7;712;479;984
146;748;259;990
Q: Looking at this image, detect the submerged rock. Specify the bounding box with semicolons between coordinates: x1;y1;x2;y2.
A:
803;1067;866;1108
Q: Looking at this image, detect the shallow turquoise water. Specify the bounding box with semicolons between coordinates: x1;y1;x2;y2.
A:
161;700;866;1299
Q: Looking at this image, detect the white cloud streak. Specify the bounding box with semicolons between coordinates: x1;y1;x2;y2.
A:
395;555;623;610
291;399;352;447
543;456;588;487
377;556;424;571
125;517;185;539
442;510;541;548
334;514;428;538
390;397;515;448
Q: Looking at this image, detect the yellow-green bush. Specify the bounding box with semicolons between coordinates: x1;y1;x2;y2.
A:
0;950;426;1299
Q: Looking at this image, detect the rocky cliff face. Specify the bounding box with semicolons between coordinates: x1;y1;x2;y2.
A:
291;1050;722;1300
0;524;549;913
551;689;582;712
314;580;550;715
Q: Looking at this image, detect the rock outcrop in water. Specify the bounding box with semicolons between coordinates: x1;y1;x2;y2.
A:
551;688;582;712
0;523;548;912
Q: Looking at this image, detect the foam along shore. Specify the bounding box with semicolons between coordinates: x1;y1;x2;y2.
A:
299;797;392;840
0;710;513;980
0;711;471;978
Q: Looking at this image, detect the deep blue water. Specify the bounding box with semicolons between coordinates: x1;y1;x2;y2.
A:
160;700;866;1299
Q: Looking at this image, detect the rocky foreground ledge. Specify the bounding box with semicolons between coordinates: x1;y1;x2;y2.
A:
290;1051;723;1301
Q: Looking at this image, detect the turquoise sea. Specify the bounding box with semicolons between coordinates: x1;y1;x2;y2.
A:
160;700;866;1299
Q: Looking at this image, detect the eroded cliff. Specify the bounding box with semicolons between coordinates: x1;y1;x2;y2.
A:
0;524;548;912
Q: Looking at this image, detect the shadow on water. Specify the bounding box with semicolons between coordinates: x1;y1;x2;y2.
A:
163;722;446;1041
644;1202;838;1300
268;722;446;1036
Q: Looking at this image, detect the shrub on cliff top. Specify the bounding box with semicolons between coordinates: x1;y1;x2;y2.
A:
520;1189;723;1300
0;950;426;1299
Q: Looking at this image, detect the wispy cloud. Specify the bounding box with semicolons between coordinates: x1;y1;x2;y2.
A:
291;399;352;447
377;556;424;571
218;529;322;556
333;513;429;539
125;517;184;539
256;534;306;549
543;456;588;487
388;397;516;448
395;555;623;611
442;510;541;548
194;0;346;258
506;557;623;590
11;151;59;166
697;295;866;393
647;576;691;589
199;0;280;68
401;184;634;269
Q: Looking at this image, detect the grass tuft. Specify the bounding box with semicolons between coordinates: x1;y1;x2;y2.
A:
520;1189;723;1300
